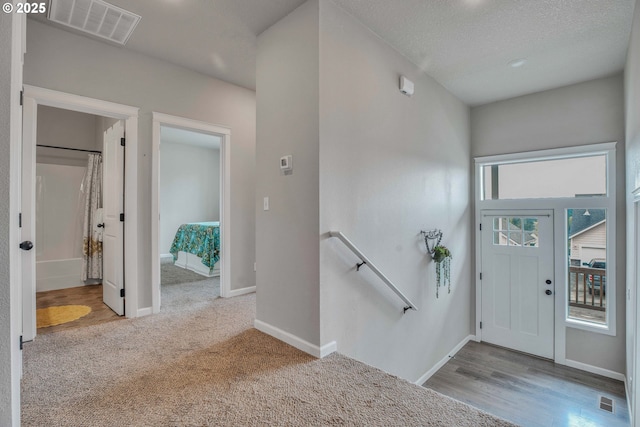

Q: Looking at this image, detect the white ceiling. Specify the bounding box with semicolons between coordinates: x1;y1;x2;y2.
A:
35;0;636;106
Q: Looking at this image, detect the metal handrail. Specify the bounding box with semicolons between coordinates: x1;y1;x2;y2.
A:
329;231;418;313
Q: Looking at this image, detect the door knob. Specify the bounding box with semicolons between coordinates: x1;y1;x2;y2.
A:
19;241;33;251
97;223;105;228
545;289;552;296
546;279;552;285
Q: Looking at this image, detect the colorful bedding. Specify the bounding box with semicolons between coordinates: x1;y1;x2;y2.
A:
169;221;220;268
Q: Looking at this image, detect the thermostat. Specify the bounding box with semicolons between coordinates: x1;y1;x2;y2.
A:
280;155;293;172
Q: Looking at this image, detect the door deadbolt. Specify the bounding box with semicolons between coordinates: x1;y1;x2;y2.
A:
19;241;33;251
546;279;552;285
545;289;552;296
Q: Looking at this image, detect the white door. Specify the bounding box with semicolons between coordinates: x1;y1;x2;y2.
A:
102;121;125;315
481;211;555;359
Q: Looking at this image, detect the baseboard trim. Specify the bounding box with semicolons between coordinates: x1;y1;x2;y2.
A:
254;319;336;359
137;307;152;318
564;358;625;382
226;286;256;298
414;334;475;386
320;340;338;358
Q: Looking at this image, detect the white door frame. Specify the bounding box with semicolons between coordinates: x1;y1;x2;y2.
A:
22;85;140;340
151;112;232;313
631;188;640;423
8;10;26;427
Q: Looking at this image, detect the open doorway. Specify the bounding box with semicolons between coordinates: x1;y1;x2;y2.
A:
159;126;222;305
29;105;125;335
21;85;140;342
151;112;232;313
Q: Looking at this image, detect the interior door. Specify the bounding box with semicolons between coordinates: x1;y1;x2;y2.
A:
481;211;555;359
102;121;125;315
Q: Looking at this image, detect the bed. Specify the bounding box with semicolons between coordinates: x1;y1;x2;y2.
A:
169;221;220;277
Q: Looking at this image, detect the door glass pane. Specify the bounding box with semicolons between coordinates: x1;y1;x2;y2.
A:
492;217;539;247
567;209;607;325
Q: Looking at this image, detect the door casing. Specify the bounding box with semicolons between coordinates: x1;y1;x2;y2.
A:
151;112;240;315
21;86;139;341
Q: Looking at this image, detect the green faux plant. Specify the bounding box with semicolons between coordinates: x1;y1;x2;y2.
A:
432;245;451;263
433;245;452;298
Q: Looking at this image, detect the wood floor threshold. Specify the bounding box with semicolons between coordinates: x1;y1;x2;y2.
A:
424;341;629;427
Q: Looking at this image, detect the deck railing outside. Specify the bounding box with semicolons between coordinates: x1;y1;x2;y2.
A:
568;266;606;311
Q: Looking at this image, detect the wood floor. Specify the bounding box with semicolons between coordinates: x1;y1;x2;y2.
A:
424;341;629;427
36;285;123;334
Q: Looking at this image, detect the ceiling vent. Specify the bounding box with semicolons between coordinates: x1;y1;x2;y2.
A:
48;0;141;45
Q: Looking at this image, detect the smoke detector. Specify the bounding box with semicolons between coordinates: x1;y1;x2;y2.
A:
48;0;141;45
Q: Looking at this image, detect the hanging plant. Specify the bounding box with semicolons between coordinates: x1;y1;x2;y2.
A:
433;245;452;298
420;230;453;298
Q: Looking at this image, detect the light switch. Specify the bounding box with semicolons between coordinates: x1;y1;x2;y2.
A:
263;197;269;211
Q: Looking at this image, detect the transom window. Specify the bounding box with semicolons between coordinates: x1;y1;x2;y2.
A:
481;154;606;200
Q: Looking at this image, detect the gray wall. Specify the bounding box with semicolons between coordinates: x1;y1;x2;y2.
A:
160;142;220;254
624;0;640;405
256;0;472;380
255;0;321;345
36;105;99;166
24;19;257;306
471;75;626;373
319;0;471;381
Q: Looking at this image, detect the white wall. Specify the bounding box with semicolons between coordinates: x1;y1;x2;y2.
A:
24;19;256;305
256;0;471;381
471;75;626;373
36;105;99;167
35;163;86;262
625;0;640;418
160;141;220;254
319;0;471;382
256;0;321;346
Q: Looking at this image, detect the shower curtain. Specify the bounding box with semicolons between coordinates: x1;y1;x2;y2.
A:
82;153;103;281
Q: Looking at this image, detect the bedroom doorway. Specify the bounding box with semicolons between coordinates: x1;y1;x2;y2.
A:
151;113;232;313
158;127;222;306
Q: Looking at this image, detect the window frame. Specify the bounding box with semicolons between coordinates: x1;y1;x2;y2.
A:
475;142;617;355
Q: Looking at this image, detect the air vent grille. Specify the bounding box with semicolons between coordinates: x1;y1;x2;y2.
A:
599;395;614;413
48;0;141;45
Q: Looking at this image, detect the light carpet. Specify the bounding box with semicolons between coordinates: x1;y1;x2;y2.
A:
22;283;515;426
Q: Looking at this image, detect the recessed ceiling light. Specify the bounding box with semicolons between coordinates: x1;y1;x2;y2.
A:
509;59;527;68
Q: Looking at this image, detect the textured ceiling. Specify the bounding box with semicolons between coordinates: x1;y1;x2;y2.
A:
33;0;636;106
333;0;636;105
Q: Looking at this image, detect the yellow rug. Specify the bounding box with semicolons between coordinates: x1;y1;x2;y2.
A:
37;305;92;328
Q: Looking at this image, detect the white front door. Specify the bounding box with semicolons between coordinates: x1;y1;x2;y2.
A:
481;211;555;359
102;121;125;315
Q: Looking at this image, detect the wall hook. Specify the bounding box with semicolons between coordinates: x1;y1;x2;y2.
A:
420;229;443;259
